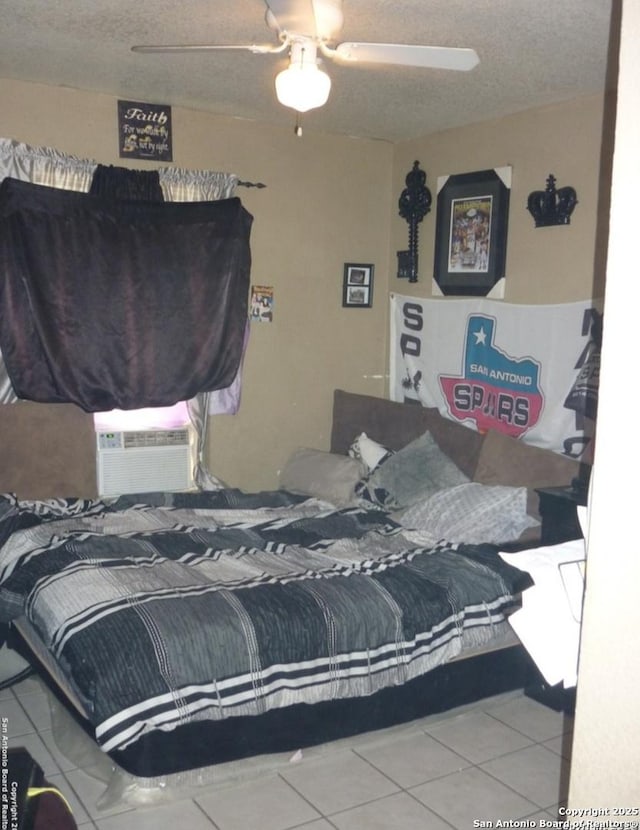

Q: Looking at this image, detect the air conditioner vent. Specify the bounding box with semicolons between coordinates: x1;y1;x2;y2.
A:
96;429;194;497
123;429;190;449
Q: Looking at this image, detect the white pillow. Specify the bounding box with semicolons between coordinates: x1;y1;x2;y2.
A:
397;482;539;544
348;432;393;472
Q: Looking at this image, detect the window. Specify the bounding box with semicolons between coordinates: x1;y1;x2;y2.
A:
93;401;190;432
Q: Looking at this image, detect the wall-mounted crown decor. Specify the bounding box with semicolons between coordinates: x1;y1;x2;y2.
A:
527;174;578;227
397;161;432;282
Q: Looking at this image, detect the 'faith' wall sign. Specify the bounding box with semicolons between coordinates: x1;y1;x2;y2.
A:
118;100;173;162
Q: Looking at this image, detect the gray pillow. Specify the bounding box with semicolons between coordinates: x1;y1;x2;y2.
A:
355;430;469;510
279;448;366;507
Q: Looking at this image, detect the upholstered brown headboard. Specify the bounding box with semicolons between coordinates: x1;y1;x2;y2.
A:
0;401;97;499
330;389;484;480
329;389;583;523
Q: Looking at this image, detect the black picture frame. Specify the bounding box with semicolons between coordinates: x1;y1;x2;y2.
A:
342;263;374;308
433;167;511;296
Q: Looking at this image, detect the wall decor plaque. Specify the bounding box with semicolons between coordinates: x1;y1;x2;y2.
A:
118;100;173;161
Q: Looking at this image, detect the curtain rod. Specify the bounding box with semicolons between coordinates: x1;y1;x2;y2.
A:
237;179;267;189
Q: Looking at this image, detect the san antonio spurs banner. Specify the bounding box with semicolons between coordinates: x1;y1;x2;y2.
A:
390;294;601;460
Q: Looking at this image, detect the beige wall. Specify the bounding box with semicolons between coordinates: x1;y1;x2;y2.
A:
1;79;606;492
391;93;606;306
1;79;393;490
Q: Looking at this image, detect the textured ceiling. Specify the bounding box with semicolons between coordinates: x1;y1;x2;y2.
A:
0;0;614;142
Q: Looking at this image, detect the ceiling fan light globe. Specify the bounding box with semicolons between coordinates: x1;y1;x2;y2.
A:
275;64;331;112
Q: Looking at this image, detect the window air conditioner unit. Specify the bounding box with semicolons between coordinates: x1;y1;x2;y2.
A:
96;428;195;497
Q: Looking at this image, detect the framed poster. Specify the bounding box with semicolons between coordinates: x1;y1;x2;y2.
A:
342;263;374;308
118;100;173;161
433;167;511;296
250;285;274;322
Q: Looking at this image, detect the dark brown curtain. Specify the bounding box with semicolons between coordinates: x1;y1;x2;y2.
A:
0;177;252;412
89;164;165;202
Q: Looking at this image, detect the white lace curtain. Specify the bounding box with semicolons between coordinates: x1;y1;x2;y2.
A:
0;136;241;489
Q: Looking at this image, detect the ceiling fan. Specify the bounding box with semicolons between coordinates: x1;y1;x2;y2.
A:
132;0;479;116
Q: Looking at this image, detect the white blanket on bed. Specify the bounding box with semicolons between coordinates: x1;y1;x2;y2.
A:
500;537;585;688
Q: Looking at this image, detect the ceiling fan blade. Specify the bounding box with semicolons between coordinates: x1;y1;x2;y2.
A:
131;43;283;55
333;42;479;71
265;0;318;38
311;0;344;40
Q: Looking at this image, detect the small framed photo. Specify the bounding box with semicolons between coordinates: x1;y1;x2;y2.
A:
342;263;374;308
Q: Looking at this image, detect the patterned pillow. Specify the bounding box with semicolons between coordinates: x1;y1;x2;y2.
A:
355;430;469;510
398;482;540;544
348;432;394;473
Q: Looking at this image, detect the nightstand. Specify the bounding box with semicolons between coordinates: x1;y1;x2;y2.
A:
535;485;587;546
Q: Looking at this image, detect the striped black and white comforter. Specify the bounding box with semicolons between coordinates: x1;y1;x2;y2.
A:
0;490;531;756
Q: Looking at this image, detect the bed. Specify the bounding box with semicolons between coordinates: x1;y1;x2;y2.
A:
0;389;582;786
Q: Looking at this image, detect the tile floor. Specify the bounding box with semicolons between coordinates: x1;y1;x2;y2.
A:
1;673;574;829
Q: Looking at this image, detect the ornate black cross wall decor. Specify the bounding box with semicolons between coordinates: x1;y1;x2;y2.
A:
527;174;578;227
397;161;431;282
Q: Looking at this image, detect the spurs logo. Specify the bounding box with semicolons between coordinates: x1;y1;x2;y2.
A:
439;314;544;436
